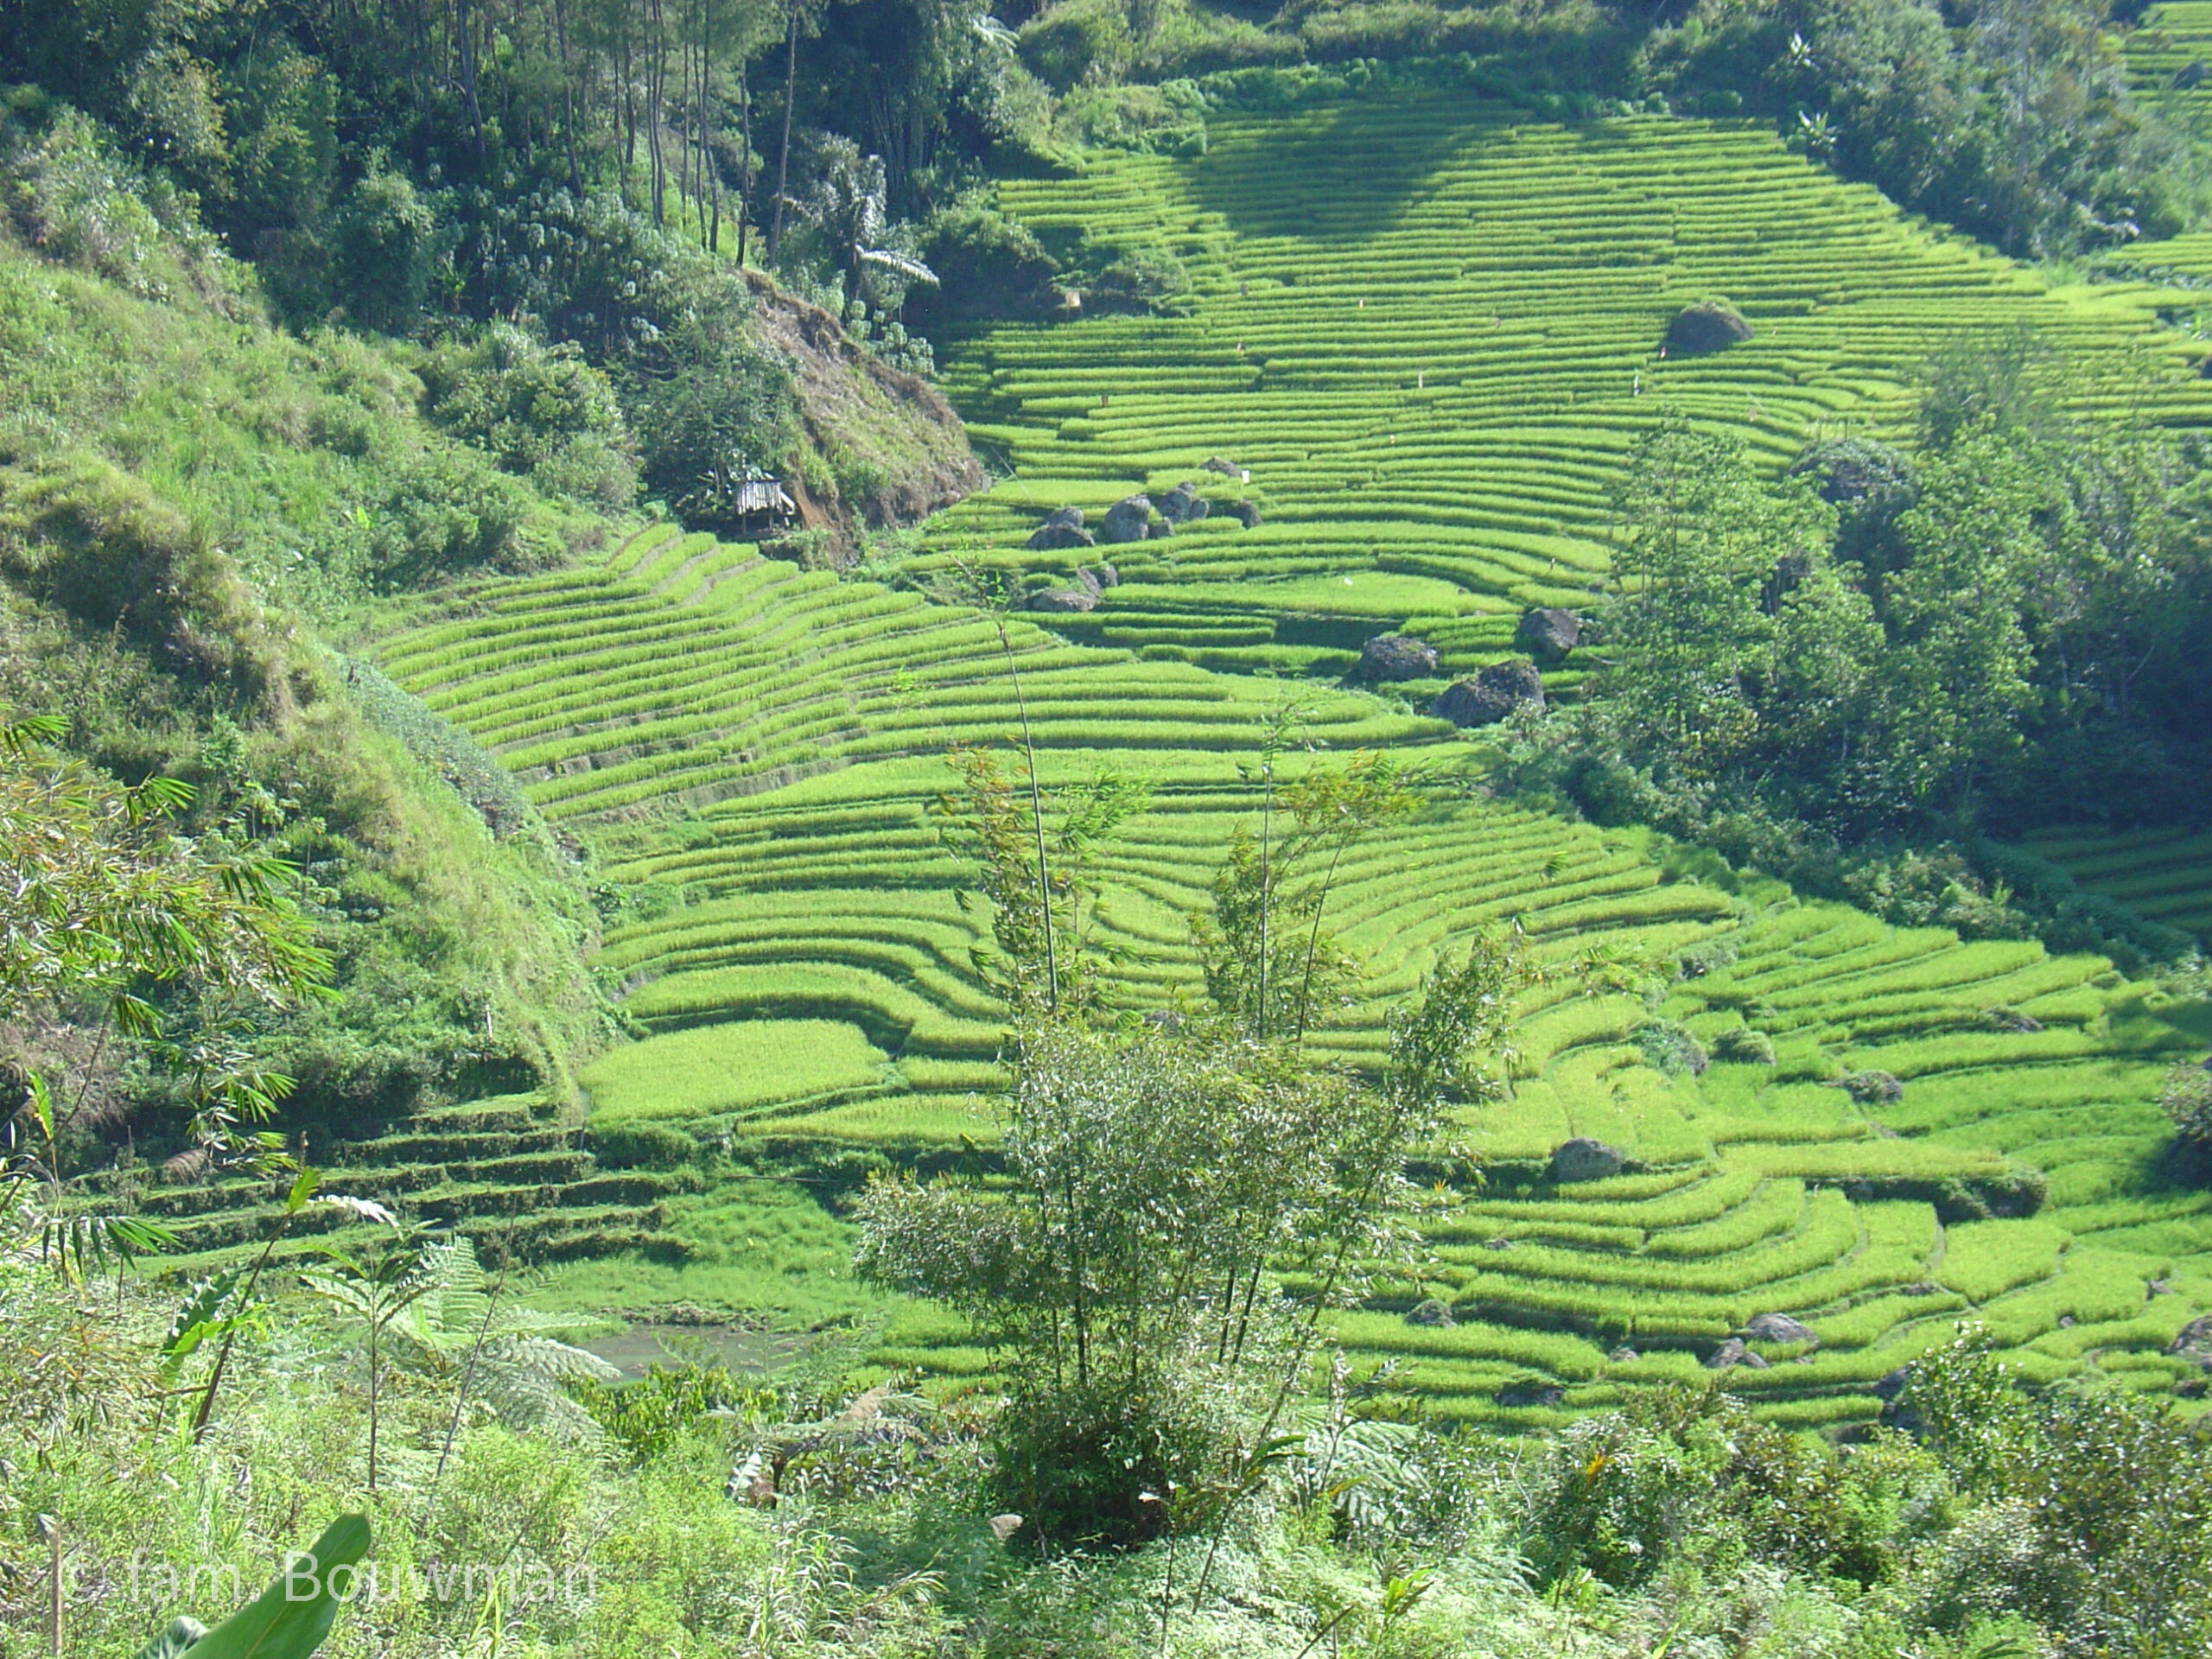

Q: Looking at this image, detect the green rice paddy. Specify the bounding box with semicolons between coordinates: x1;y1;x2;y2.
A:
917;89;2212;681
2017;824;2212;944
341;506;2212;1427
185;92;2212;1425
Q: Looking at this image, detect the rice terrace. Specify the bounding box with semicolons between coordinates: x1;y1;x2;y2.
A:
9;3;2212;1654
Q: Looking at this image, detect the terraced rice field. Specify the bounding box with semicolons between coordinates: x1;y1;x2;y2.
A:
163;97;2212;1421
2125;3;2212;145
324;518;2212;1427
917;90;2212;682
2018;825;2212;944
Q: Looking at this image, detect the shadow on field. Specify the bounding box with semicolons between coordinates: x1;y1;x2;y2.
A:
1187;100;1491;240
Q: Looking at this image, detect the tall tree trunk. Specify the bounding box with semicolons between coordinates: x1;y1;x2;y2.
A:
553;0;582;194
735;66;752;264
455;0;486;163
768;0;798;263
646;0;666;225
699;3;716;250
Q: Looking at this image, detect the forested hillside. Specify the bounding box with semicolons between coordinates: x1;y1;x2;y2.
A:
6;0;2212;1655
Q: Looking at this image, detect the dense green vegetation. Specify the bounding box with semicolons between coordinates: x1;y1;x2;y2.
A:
7;0;2212;1652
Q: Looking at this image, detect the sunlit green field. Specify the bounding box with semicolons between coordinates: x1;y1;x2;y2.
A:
150;88;2212;1427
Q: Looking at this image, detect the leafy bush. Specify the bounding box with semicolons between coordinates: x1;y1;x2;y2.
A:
912;201;1062;323
2162;1060;2212;1159
325;158;442;334
587;1121;704;1172
420;322;638;510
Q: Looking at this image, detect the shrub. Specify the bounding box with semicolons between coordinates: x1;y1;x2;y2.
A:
1085;244;1192;313
1840;1070;1904;1105
420;322;638;510
1711;1026;1776;1065
912;202;1062;324
326;157;439;334
1634;1019;1708;1077
587;1120;703;1171
2161;1060;2212;1165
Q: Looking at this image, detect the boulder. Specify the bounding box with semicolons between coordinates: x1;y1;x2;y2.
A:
1027;507;1094;551
1433;659;1545;728
1609;1345;1641;1364
1838;1069;1904;1105
1089;562;1119;589
1705;1338;1768;1370
1225;499;1263;529
1026;522;1093;551
1548;1137;1624;1184
1514;607;1581;664
2168;1315;2212;1370
1203;455;1251;482
1405;1298;1457;1328
1357;632;1440;682
1745;1313;1817;1346
1496;1381;1565;1408
1073;567;1103;597
1029;588;1097;613
1482;1236;1514;1251
1983;1006;2044;1033
1102;495;1159;544
2178;58;2209;90
1873;1366;1914;1402
1157;482;1211;524
1665;302;1754;356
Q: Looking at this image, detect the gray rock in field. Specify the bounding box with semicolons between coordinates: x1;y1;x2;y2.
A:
1837;1069;1904;1105
1203;455;1250;482
1705;1338;1767;1370
1028;588;1098;613
1497;1381;1565;1408
2178;58;2209;90
1073;566;1103;597
1405;1297;1456;1328
1482;1236;1515;1251
2169;1315;2212;1370
1609;1345;1640;1364
1665;301;1753;356
1745;1313;1817;1346
1433;658;1545;728
1357;632;1440;682
1983;1006;2044;1033
1157;482;1210;524
1027;506;1095;551
1515;607;1582;664
1225;499;1263;528
1102;495;1159;544
1548;1137;1624;1185
1088;562;1118;589
1874;1366;1914;1402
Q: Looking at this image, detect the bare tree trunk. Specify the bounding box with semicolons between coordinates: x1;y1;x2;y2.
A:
735;64;752;264
646;0;667;225
455;0;486;163
553;0;582;194
768;0;798;263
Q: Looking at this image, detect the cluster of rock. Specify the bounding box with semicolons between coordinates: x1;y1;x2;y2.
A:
1025;466;1262;559
1707;1314;1819;1371
1413;607;1581;728
1435;659;1545;728
1027;561;1120;614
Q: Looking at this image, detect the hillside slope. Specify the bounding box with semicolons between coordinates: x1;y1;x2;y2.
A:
916;89;2212;689
302;520;2211;1427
